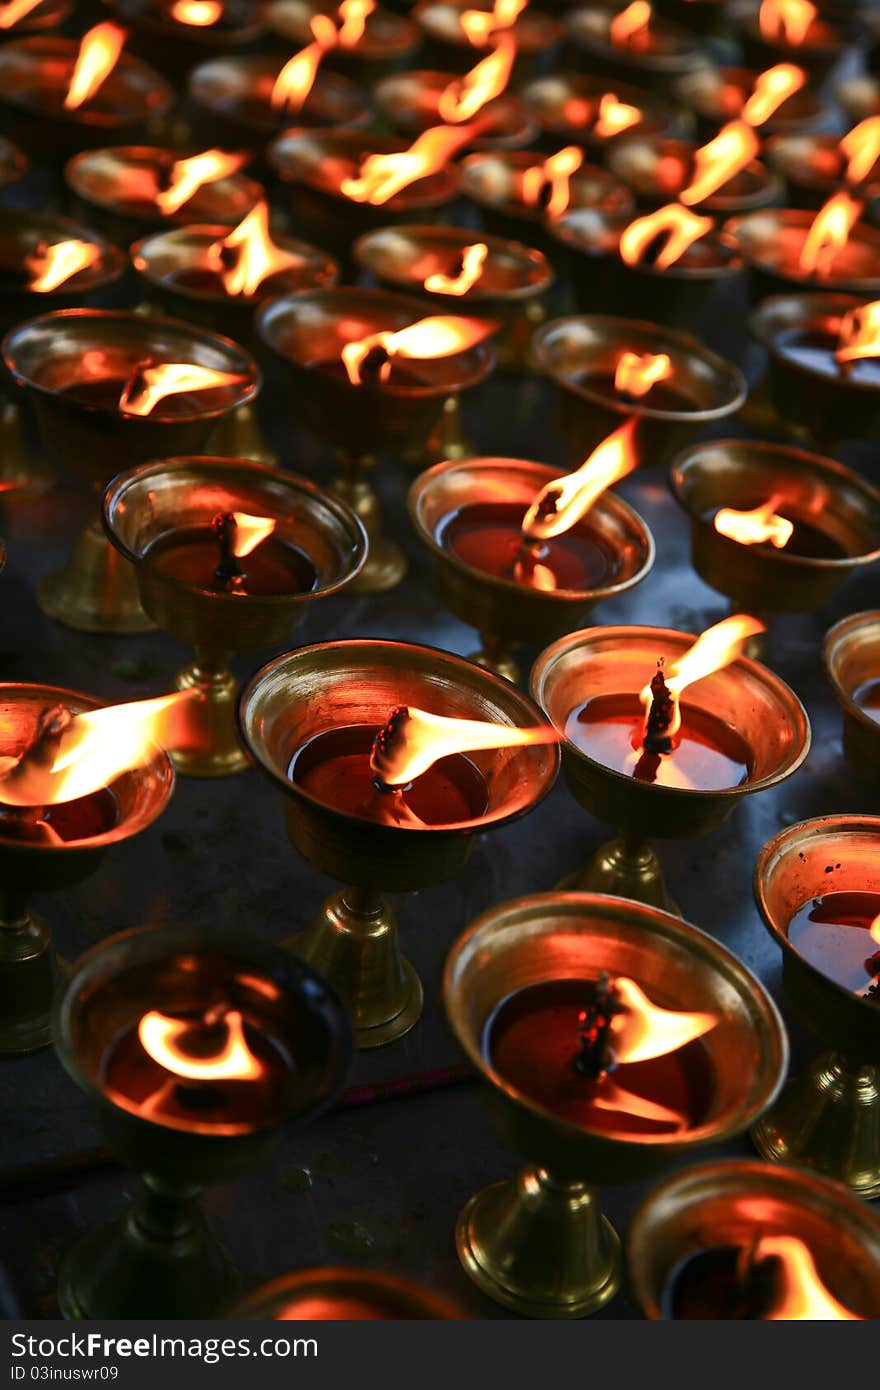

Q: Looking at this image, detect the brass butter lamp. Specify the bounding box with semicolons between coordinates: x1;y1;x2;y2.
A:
444;892;787;1318
231;1267;465;1319
824;611;880;783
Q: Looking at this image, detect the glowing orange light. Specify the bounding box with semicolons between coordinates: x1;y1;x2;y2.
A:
741;63;806;126
169;0;222;25
759;0;817;46
139;1007;263;1081
619;203;715;270
835;300;880;363
271;14;337;111
461;0;526;47
424;242;489;295
639;614;766;744
207;201;303;296
799;191;863;277
714;497;794;549
609;0;652;49
613;350;672;398
337;0;376;47
611;976;717;1063
840;117;880;186
520;146;583;218
153;149;249;216
0;0;43;30
340;123;479;205
437;31;516;122
521;419;638;541
679;120;761;206
24;239;101;293
341;315;496;384
118;362;250;416
63;22;127;111
0;690;197;807
753;1236;861;1320
594;91;642;139
370;705;557;788
228;512;276;558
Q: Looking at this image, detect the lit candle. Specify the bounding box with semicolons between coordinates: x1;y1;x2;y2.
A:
143;509;318;596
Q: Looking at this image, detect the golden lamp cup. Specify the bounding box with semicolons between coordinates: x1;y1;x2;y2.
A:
408;455;655;683
531;624;811;915
103;454;368;778
238;640;560;1050
0;682;174;1057
750;814;880;1199
230;1267;465;1319
628;1160;880;1319
823;611;880;783
444;891;787;1318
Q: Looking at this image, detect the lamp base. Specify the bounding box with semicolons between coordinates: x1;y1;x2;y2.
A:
209;402;277;468
38;520;155;635
0;401;54;498
456;1166;621;1318
559;838;681;916
469;636;520;685
172;653;249;777
58;1178;239;1320
333;455;407;594
285;888;422;1049
419;394;473;466
0;910;58;1056
751;1051;880;1200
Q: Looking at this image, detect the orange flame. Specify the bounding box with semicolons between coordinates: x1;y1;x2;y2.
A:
759;0;816;46
741;63;806;126
521;146;583;218
461;0;526;47
611;976;717;1063
118;362;250;416
593;1079;690;1131
679;121;761;206
337;0;376;47
228;511;276;558
24;239;101;292
521;419;638;541
594;91;642;140
753;1236;862;1320
0;0;43;30
424;242;488;295
714;497;794;549
208;201;303;296
369;705;557;788
153;149;249;216
169;0;222;24
340;124;479;205
871;913;880;946
341;314;496;384
639;614;766;743
139;1007;263;1081
619;203;715;270
835;300;880;363
63;22;127;110
0;691;196;807
840;117;880;186
437;31;515;122
610;0;652;48
799;191;863;277
271;14;337;112
614;349;672;398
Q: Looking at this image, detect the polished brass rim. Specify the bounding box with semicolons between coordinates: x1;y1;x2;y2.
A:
823;610;880;734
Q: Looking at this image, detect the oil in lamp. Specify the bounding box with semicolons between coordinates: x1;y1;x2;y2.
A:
565;3;703;93
267;0;419;81
749;292;880;446
414;0;563;82
459;145;634;252
65;144;265;248
53;923;353;1317
548;200;743;331
0;0;72;42
520;72;675;155
0;683;175;1054
732;0;863;86
3;307;259;633
353;224;553;370
670;439;880;632
750;815;880;1198
408;422;655;681
673;61;821;142
628;1160;880;1319
238;640;560;1047
765;117;880;210
531;616;810;912
0;27;173;166
531;314;747;467
823;611;880;782
0;207;127;497
724;194;880;303
606;127;783;216
105;0;269;82
444;891;787;1316
256;287;496;592
103;455;367;776
232;1267;465;1318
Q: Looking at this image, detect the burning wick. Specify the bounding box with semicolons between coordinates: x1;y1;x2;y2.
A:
437;32;516;123
714;498;794;549
337;0;376;48
609;0;652;50
613;350;672;401
460;0;526;47
153;150;249;217
520;146;583;219
799;191;864;279
340;123;481;206
340;315;496;386
63;22;128;111
860;914;880;1002
619;203;716;271
271;14;337;113
24;239;101;293
574;972;622;1079
759;0;816;47
211;510;276;588
835;299;880;365
369;704;558;791
741;64;806;127
520;419;638;544
839;117;880;187
169;0;223;23
0;0;45;29
749;1236;861;1320
679;121;760;207
423;243;488;296
206;201;304;297
138;1006;262;1082
118;359;250;416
